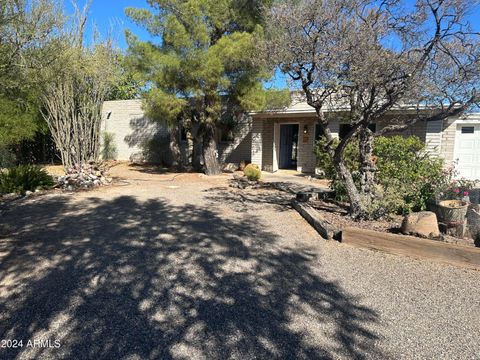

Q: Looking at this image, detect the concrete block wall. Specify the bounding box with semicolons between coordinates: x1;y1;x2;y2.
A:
101;99;169;162
296;118;317;173
103;99;252;165
376;118;427;141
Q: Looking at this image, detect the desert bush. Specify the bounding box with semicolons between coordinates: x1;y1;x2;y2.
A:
244;163;261;181
0;165;54;195
101;132;117;160
314;135;444;214
315;137;358;179
373;136;444;213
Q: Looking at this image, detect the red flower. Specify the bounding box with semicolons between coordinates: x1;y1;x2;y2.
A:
453;188;460;194
464;191;469;196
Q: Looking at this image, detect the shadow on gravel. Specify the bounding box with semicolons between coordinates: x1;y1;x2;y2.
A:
0;195;384;359
203;186;294;212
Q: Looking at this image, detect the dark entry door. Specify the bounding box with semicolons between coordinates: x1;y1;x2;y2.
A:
279;124;299;169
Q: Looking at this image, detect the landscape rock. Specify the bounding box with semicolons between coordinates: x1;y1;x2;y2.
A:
56;162;110;191
229;175;261;189
467;204;480;245
401;211;440;239
223;163;238;172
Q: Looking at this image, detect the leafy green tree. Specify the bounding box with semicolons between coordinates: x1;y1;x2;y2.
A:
125;0;275;175
106;54;145;101
0;0;62;148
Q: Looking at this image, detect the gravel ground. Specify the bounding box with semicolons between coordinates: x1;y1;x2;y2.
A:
0;164;479;360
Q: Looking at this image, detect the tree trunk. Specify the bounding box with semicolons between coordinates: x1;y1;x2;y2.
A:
169;125;183;168
358;127;377;198
187;124;203;171
333;150;367;219
202;123;221;175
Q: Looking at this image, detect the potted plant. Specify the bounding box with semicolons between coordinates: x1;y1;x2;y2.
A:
437;198;469;224
436;180;474;224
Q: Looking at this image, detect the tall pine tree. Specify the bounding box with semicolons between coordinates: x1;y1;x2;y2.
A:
125;0;275;175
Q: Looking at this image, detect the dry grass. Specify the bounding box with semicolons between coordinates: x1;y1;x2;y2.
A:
42;165;65;176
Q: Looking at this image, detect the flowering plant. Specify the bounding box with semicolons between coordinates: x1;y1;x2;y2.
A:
432;163;475;201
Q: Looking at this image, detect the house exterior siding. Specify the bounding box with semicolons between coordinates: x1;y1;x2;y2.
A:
251;114;461;174
102;99;252;165
261;121;274;172
252;116;318;173
440;117;457;163
251;119;263;168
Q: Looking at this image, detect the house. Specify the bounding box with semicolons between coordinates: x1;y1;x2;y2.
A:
251;99;480;180
102;98;480;180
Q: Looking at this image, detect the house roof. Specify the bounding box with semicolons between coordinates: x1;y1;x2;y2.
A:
102;97;480;120
251;91;480;118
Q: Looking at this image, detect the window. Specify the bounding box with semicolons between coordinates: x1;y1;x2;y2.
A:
315;123;377;140
315;124;324;140
461;126;475;134
339;123;376;139
338;124;352;139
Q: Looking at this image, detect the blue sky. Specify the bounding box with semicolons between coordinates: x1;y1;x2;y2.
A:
66;0;480;89
64;0;151;49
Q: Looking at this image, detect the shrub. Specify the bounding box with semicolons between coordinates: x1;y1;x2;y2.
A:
101;132;117;160
0;145;16;168
244;163;261;181
374;136;444;213
0;165;55;195
314;135;444;214
314;137;358;179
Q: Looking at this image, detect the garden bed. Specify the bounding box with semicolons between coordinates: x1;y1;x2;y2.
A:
291;198;480;269
303;198;478;248
308;199;402;233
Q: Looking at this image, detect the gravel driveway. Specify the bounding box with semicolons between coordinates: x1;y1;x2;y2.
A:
0;165;479;359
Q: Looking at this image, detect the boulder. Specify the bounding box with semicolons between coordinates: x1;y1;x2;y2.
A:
401;211;440;239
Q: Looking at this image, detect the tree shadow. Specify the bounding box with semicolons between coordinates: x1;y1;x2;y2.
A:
123;116;173;165
204;185;294;212
0;194;386;359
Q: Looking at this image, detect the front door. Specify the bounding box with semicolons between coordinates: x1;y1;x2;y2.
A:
279;124;299;169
